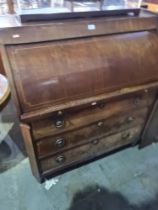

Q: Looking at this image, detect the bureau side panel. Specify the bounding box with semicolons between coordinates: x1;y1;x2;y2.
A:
20;123;42;182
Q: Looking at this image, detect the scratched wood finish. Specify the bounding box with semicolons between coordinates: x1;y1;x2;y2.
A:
32;90;156;140
40;126;143;175
6;31;158;114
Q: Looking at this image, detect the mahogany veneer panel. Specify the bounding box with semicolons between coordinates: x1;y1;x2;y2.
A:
6;31;158;113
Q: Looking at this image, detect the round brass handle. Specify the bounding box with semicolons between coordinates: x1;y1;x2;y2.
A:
127;116;135;123
99;103;106;109
55;120;64;128
134;97;141;106
56;155;65;164
92;139;99;145
97;121;104;127
55;138;65;148
57;110;63;116
122;132;131;140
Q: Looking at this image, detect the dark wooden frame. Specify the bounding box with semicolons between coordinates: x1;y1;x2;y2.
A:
19;8;140;22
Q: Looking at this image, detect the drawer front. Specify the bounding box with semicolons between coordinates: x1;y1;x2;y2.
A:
32;90;156;140
40;126;143;174
36;108;149;158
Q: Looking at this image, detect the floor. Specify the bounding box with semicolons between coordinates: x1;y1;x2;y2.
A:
1;99;158;210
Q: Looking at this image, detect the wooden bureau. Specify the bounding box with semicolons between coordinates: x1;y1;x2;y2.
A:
1;11;158;182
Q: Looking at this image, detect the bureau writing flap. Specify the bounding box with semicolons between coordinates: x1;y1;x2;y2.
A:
6;31;158;114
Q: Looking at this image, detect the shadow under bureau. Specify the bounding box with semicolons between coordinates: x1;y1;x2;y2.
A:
0;11;158;182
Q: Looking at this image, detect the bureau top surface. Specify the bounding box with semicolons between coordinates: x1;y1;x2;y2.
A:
0;10;157;44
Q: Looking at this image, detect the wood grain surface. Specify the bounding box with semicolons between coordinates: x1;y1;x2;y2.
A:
36;108;149;159
41;126;143;175
32;90;156;140
1;11;158;182
6;31;158;115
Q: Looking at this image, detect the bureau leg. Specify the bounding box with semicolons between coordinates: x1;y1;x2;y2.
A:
131;137;140;147
140;99;158;148
20;123;42;183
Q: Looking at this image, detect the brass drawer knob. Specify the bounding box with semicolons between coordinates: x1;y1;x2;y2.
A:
57;110;63;116
127;116;135;123
92;139;99;145
99;103;106;109
97;121;104;127
56;155;65;164
55;138;65;148
122;132;131;140
134;97;141;105
55;120;64;128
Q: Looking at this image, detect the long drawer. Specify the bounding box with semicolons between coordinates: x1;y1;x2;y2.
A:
32;90;156;140
36;107;149;159
40;126;143;175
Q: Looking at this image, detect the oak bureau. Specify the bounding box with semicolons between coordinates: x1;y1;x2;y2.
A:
0;10;158;182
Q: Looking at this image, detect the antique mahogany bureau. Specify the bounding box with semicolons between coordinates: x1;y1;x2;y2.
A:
0;10;158;182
